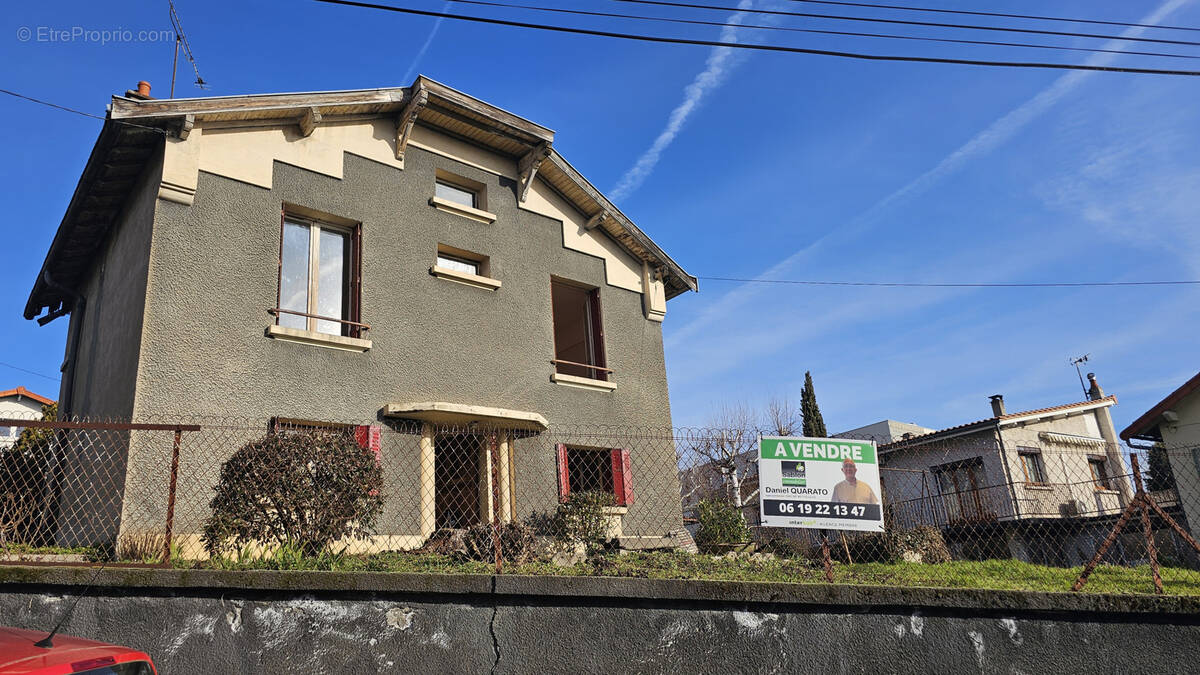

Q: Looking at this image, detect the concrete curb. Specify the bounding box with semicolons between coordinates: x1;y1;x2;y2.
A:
1;565;1197;616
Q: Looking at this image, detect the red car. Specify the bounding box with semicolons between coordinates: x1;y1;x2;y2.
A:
0;626;157;675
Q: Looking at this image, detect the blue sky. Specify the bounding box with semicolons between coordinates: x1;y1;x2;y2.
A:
1;0;1197;433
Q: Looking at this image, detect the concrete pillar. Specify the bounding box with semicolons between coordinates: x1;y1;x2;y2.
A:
419;423;436;538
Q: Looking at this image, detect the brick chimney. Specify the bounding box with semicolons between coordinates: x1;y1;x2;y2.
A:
989;394;1006;417
1086;372;1104;401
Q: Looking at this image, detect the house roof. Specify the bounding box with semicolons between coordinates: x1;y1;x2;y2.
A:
24;76;698;322
0;386;55;406
1120;371;1200;441
880;396;1117;451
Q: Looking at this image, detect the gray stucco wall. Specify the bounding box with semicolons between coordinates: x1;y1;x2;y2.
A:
132;147;672;429
71;138;682;547
2;569;1197;674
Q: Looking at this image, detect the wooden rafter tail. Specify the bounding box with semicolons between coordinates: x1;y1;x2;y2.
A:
517;141;551;203
394;88;428;161
298;107;322;137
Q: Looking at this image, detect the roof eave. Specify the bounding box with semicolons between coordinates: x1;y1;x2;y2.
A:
1120;371;1200;441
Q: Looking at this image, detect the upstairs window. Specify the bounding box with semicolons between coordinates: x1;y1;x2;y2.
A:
435;179;478;209
276;210;362;338
1088;457;1111;490
437;252;481;276
1018;449;1047;485
551;279;608;381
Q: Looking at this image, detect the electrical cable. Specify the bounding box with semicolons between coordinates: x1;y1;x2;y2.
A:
313;0;1200;76
0;360;61;383
0;88;168;134
783;0;1200;34
612;0;1200;48
433;0;1200;60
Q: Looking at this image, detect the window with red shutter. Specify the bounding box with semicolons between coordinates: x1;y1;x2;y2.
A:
559;445;632;506
557;443;570;503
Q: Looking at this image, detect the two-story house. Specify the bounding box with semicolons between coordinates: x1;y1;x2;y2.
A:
864;375;1130;565
1121;371;1200;538
0;387;54;449
24;78;696;552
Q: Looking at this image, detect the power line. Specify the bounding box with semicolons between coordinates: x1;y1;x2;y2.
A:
432;0;1200;61
0;88;168;134
313;0;1200;76
0;361;62;383
784;0;1200;34
613;0;1200;48
699;277;1200;288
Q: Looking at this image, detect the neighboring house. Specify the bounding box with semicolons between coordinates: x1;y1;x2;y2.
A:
871;375;1132;565
839;419;935;444
1120;371;1200;537
24;77;696;551
0;387;54;449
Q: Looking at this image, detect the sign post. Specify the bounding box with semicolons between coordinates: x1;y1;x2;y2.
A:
758;436;884;533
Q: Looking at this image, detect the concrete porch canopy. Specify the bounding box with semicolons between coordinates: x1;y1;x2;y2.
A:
382;401;548;432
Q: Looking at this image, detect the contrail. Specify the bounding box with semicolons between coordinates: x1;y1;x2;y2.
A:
609;0;757;202
667;0;1189;348
402;1;452;83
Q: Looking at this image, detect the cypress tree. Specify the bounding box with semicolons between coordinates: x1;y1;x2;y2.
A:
800;371;828;438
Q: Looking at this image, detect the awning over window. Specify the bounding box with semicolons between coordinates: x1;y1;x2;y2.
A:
382;401;548;432
1038;431;1106;448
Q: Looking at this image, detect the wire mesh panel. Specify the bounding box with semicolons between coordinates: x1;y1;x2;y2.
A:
2;414;1199;595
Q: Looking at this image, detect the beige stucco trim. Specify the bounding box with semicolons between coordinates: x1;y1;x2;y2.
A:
382;401;549;431
522;179;644;294
429;265;502;291
410;125;516;178
551;372;617;392
420;423;436;539
265;324;372;352
429;196;497;224
642;261;667;322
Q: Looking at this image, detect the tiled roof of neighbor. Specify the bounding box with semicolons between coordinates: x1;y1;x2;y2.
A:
1120;371;1200;441
0;386;55;406
880;396;1117;451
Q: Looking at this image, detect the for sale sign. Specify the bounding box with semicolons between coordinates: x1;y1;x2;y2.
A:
758;436;885;532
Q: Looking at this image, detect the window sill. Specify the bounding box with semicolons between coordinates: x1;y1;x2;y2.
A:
430;265;501;290
429;196;497;224
602;506;629;516
1023;484;1054;491
551;372;616;392
265;324;372;352
1094;488;1119;494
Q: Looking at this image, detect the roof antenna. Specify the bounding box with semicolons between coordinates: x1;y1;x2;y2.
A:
169;0;209;98
33;561;107;649
1070;354;1090;398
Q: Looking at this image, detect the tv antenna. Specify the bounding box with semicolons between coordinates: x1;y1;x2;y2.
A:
1070;354;1090;397
169;0;209;98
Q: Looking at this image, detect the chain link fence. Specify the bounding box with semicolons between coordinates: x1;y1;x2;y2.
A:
2;413;1198;594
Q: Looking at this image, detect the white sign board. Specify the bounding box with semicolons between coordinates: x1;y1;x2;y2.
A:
758;436;885;533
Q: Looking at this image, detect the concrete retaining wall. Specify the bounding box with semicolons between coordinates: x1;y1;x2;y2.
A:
1;567;1196;673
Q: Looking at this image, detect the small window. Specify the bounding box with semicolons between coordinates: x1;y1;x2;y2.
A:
551;279;608;381
276;210;362;338
435;180;477;208
437;253;480;276
1018;449;1046;485
270;417;382;463
556;444;633;506
1088;457;1111;490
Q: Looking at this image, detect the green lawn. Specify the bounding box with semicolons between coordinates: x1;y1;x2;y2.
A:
179;549;1200;596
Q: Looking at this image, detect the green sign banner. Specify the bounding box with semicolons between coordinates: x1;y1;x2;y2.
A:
759;437;876;464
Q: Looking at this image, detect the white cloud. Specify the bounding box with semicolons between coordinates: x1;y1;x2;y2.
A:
609;0;757;203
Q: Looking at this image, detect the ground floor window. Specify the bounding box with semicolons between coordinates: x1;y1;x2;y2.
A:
556;444;633;506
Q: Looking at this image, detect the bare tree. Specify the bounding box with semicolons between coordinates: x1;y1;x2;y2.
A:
764;395;802;437
688;404;759;512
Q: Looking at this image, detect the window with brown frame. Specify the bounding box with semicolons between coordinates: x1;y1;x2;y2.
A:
551;279;607;381
275;209;363;338
1018;449;1047;485
1088;457;1112;490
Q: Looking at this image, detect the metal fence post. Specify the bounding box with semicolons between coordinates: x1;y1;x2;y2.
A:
162;428;183;566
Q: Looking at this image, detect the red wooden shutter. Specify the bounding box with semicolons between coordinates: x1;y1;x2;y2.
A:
610;448;634;506
556;443;570;503
355;424;382;464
